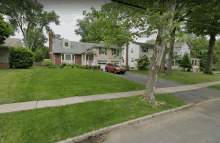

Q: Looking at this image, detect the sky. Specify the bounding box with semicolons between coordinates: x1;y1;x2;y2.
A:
7;0;157;47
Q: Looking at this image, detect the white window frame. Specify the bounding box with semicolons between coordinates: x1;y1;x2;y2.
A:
98;60;107;65
61;54;75;61
131;58;135;62
112;49;119;55
65;42;69;48
100;47;106;55
142;47;148;53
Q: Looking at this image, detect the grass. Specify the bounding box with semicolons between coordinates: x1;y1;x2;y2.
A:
129;70;220;85
0;93;187;143
208;84;220;91
0;66;145;105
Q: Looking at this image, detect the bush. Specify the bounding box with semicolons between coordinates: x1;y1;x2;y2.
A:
97;65;101;69
199;67;204;71
42;59;54;66
59;63;67;68
88;65;92;69
9;46;35;68
71;63;78;68
34;49;45;62
187;68;191;72
179;53;192;71
135;55;150;70
93;65;97;69
48;64;57;68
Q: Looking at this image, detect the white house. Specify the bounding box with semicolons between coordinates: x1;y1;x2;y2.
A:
122;41;200;71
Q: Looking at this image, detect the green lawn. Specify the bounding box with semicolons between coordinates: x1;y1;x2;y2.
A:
0;66;145;105
129;70;220;85
0;93;187;143
208;84;220;90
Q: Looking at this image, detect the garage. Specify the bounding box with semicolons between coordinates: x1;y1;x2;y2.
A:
111;61;120;66
98;60;107;71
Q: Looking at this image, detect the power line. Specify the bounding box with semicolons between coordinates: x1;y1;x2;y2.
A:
111;0;220;29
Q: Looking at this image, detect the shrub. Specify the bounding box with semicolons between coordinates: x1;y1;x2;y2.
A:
179;53;192;71
93;65;97;69
59;63;67;68
135;55;150;70
199;67;204;71
67;66;72;68
48;64;57;68
42;59;53;66
9;46;35;68
71;63;78;68
88;65;92;69
97;65;101;69
34;49;45;62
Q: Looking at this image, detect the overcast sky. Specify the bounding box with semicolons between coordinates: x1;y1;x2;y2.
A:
7;0;157;47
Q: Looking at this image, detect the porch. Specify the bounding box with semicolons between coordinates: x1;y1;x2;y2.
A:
82;50;96;66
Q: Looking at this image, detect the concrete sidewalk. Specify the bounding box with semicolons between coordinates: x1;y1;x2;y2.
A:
1;81;220;114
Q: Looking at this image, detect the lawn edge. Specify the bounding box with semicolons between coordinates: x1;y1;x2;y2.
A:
55;103;194;143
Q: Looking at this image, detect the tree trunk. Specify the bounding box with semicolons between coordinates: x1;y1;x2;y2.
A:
143;1;176;102
125;39;129;70
159;45;167;73
165;27;176;75
204;33;216;75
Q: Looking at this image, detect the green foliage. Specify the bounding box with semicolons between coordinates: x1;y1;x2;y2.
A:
48;64;57;68
71;63;78;68
92;65;97;69
42;60;53;66
0;9;14;44
9;46;35;68
199;67;204;71
200;52;207;68
135;55;150;70
34;49;45;62
88;65;92;69
179;53;192;70
97;65;101;69
59;63;67;68
42;47;50;59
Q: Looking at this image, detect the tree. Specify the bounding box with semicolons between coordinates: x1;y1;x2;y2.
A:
146;39;155;44
0;0;60;51
135;55;150;70
34;49;44;62
185;1;220;74
53;34;64;40
0;9;14;44
179;53;192;71
42;47;50;59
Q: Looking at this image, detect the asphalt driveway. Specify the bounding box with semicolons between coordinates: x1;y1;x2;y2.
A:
107;71;220;104
101;98;220;143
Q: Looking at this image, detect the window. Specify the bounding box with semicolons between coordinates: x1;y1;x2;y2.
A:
122;59;124;63
142;47;148;53
61;54;74;61
112;49;119;55
62;54;64;61
131;58;134;62
99;47;106;55
65;42;68;47
131;48;133;53
66;54;71;60
98;60;107;65
72;55;74;61
111;61;120;66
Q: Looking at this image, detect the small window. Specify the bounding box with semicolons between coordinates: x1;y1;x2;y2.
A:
131;58;135;62
112;49;119;55
131;48;133;53
66;54;71;60
72;55;74;61
142;47;148;53
65;42;68;47
122;59;124;63
99;47;106;55
62;54;64;61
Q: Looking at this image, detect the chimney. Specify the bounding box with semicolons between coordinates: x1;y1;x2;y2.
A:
49;33;53;61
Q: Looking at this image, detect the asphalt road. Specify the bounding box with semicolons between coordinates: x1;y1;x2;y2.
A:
109;71;220;104
101;99;220;143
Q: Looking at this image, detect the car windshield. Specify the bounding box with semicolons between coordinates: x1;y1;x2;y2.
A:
114;64;120;67
108;64;114;66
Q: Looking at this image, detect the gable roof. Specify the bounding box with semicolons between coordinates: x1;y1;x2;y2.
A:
167;41;192;49
0;38;21;48
134;42;154;48
52;39;118;54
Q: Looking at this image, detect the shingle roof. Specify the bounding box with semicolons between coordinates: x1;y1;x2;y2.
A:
134;42;154;48
0;38;21;47
167;41;192;49
52;39;118;54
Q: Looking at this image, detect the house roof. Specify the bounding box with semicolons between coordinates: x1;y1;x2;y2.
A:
52;39;118;54
133;42;154;48
0;38;21;48
167;41;192;49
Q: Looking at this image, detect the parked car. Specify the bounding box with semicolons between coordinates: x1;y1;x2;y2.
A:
105;63;126;74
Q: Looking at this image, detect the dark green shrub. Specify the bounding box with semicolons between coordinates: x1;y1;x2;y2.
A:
42;60;53;66
88;65;92;69
97;65;101;69
135;55;150;70
179;53;192;71
199;67;204;71
34;49;45;62
9;46;35;68
71;63;78;68
93;65;97;69
48;64;57;68
59;63;67;68
187;68;191;72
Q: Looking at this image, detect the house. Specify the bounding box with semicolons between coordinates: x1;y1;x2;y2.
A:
122;41;200;71
121;41;154;70
0;38;23;68
49;33;122;70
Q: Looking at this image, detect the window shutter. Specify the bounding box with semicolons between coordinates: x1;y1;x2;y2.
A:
99;47;101;55
105;48;107;55
147;48;148;53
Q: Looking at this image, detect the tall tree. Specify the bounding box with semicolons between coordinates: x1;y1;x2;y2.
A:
185;1;220;74
0;9;14;44
0;0;60;50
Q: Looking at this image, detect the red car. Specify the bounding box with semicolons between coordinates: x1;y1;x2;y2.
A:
105;63;126;74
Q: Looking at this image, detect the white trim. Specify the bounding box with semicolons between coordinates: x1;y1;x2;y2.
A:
61;54;75;62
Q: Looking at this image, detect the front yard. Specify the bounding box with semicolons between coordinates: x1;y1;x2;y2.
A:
129;70;220;85
0;93;187;143
0;66;145;105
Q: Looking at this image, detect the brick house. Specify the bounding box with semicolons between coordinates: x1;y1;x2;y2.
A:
0;38;23;68
49;33;123;70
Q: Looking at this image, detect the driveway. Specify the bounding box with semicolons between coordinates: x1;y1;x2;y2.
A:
101;98;220;143
107;71;220;104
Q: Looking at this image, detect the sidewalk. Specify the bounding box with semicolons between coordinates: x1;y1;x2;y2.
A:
1;81;220;114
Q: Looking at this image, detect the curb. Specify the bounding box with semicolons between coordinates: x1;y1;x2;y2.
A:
55;103;194;143
195;96;220;106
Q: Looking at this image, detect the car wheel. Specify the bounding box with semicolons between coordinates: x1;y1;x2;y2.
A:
105;68;108;72
121;72;125;74
114;70;117;74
